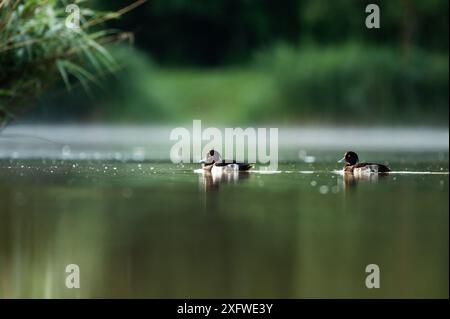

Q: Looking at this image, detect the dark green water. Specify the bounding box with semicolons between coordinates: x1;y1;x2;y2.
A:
0;153;448;298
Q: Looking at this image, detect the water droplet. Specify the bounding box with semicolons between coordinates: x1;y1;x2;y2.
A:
319;185;329;194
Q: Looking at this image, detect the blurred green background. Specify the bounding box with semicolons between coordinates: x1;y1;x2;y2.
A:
8;0;450;125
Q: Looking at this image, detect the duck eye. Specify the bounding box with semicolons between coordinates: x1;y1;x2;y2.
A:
209;150;215;156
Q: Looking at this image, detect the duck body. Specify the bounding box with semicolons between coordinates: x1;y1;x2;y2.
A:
203;160;252;173
339;151;390;174
201;150;252;172
344;162;390;174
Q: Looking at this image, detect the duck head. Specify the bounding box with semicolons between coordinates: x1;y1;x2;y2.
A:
200;149;221;165
338;151;359;165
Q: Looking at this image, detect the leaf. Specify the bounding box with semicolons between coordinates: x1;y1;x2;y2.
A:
57;60;72;90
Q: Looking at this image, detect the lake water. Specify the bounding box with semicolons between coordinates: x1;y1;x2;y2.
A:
0;125;448;298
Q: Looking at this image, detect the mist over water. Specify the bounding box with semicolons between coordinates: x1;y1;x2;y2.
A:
0;124;448;161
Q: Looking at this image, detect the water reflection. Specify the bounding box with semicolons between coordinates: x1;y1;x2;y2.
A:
340;172;389;190
0;160;448;298
198;170;251;214
198;170;250;192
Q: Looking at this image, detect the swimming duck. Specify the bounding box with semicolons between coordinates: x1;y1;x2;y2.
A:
200;150;253;172
338;151;390;174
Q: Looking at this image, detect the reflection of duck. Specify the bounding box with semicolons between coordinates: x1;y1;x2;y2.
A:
338;151;390;174
342;171;384;188
199;169;250;192
200;150;252;173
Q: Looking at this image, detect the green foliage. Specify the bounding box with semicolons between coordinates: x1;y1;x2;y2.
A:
31;46;277;124
148;68;277;124
0;0;128;128
33;43;448;125
90;46;169;122
3;1;448;125
256;44;449;123
95;0;449;65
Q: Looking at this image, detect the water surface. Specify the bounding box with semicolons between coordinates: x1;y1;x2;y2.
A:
0;125;448;298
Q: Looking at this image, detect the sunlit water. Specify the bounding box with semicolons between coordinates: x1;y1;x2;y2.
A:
0;125;448;298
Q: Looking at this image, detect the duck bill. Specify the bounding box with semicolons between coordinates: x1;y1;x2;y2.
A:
337;157;346;163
